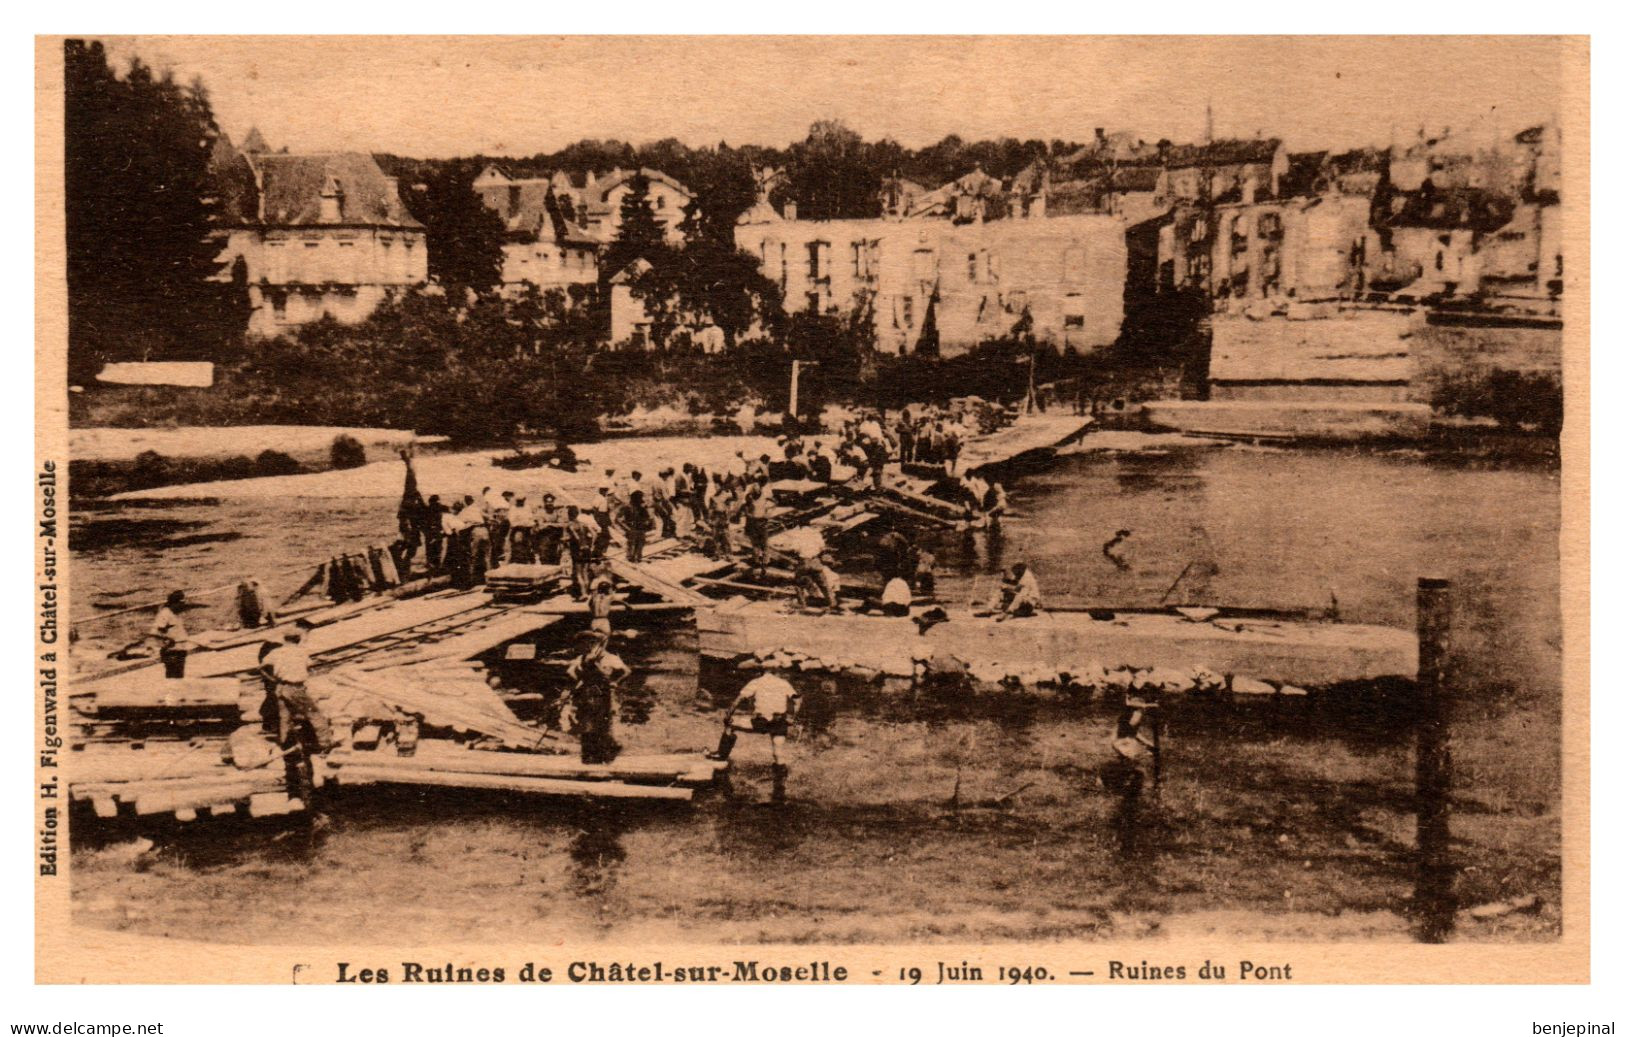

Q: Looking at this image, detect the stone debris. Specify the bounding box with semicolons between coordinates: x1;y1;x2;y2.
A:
740;645;1294;698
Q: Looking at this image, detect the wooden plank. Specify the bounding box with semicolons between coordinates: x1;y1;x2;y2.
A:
77;771;285;800
691;576;798;599
135;783;267;815
330;745;722;784
248;792;297;817
604;557;712;607
332;764;694;801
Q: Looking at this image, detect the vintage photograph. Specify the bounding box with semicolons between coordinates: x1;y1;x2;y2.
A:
37;35;1585;981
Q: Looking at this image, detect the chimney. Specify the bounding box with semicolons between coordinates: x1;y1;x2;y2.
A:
1094;127;1106;147
320;174;344;222
783;200;798;221
1156;139;1172;165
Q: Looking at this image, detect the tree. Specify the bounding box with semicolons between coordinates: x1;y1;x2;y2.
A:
786;120;882;221
411;166;506;296
601;173;669;282
65;39;234;381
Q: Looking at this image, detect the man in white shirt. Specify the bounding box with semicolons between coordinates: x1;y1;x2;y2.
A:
260;622;329;807
709;671;798;770
1000;562;1042;619
148;590;192;678
880;576;912;616
506;496;535;563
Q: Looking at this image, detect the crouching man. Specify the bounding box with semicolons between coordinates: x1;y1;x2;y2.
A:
708;671;799;803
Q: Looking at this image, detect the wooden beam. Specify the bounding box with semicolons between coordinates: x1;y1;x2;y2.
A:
332;764;694;801
329;746;722;784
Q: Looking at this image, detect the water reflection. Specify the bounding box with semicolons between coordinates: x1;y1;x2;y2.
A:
567;806;627;905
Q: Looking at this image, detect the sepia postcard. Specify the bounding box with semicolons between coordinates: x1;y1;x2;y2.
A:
33;34;1589;986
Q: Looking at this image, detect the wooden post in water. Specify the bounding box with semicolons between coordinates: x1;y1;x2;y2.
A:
1414;576;1455;941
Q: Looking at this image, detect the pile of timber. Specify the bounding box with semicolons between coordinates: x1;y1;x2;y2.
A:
71;672;254;747
486;563;561;603
326;739;725;802
314;661;549;750
70;733;299;821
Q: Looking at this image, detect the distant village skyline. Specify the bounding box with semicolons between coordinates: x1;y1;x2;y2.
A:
95;36;1568;162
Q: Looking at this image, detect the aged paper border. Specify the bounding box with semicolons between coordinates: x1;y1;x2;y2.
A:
32;33;1591;985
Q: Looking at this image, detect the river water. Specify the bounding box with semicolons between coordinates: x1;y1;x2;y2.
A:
68;438;1563;945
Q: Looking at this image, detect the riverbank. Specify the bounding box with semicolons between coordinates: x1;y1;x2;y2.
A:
105;432;785;503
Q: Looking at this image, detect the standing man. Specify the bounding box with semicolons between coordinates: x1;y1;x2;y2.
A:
489;490;516;568
261;620;330;809
590;487;616;558
743;483;773;577
567;630;630;764
709;670;799;803
623;490;655;563
506;495;535;564
442;500;469;585
586;576;620;637
396;449;427;571
535;493;565;566
653;468;678;539
467;507;492;586
1101;689;1163;856
149;590;193;678
565;505;599;600
423;495;447;571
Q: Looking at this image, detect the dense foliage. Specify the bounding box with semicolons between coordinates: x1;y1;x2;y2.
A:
375;120;1074;231
64;39;247;383
414;165;507;296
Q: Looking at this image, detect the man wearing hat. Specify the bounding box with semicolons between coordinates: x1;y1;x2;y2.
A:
566;630;629;764
149;590;193;678
261;620;330;807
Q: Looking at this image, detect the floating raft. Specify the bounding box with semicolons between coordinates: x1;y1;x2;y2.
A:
697;602;1418;688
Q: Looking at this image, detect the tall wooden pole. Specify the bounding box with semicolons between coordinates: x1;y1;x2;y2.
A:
789;359;802;420
1415;576;1455;941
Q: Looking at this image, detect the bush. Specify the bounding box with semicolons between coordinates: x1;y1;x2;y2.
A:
130;449;171;488
330;434;367;470
216;455;256;481
254;450;302;477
